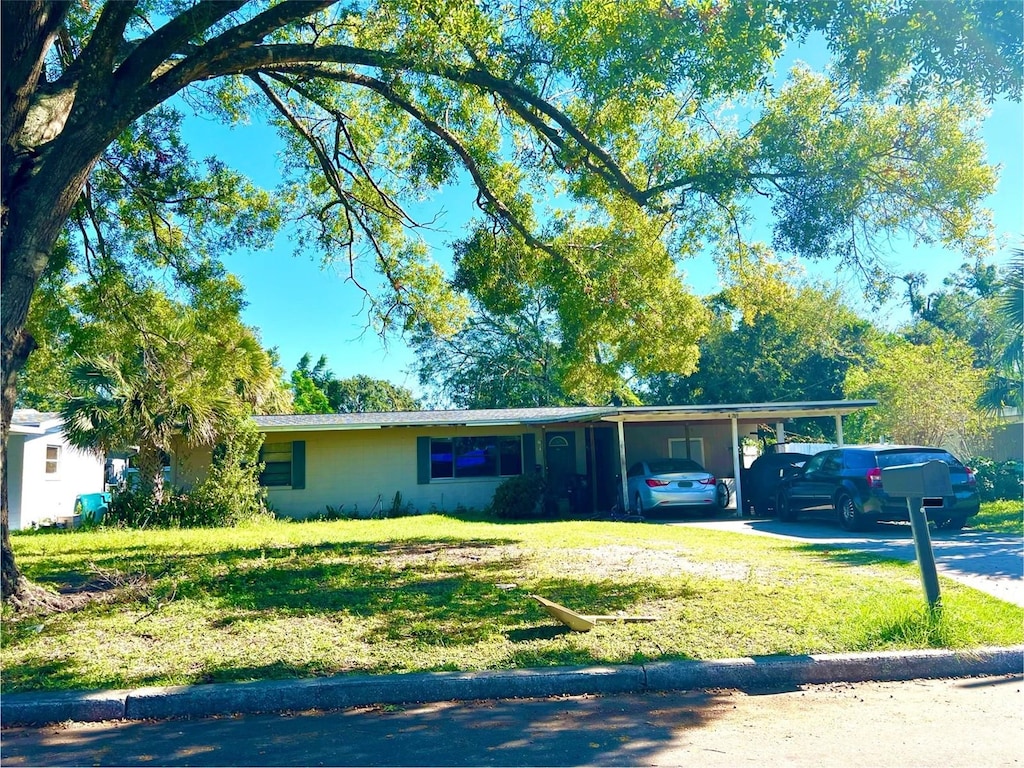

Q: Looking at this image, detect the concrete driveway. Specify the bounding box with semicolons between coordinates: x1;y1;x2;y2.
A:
669;516;1024;607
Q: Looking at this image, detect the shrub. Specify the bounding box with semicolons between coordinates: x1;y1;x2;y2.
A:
970;457;1023;502
384;491;417;518
106;419;272;528
491;473;545;519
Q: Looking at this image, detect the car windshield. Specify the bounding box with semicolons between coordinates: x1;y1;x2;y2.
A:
647;459;704;474
876;450;964;469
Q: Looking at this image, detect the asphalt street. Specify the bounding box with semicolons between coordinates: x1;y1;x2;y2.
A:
671;516;1024;606
2;676;1021;767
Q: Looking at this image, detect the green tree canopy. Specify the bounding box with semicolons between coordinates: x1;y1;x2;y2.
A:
19;263;291;416
59;312;269;501
901;254;1022;412
290;353;418;413
2;0;1021;601
843;335;990;456
641;257;875;430
411;294;579;409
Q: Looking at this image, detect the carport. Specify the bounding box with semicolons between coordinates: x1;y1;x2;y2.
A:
588;400;877;514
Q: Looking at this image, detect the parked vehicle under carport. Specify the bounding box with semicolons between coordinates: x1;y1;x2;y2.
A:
627;458;729;516
740;451;812;517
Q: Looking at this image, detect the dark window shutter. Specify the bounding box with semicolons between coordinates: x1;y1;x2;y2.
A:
291;440;306;489
522;433;536;475
417;436;431;484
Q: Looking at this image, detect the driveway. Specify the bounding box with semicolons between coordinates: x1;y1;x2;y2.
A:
669;516;1024;607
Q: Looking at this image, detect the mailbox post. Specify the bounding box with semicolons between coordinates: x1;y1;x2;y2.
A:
880;461;953;610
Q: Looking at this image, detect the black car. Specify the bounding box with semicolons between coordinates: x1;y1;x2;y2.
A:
776;445;979;531
740;451;812;517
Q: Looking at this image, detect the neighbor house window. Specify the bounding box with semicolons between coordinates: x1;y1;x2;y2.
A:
259;441;305;489
45;445;61;476
428;436;523;480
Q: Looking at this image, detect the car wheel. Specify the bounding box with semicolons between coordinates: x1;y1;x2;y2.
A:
936;515;966;531
777;491;797;522
633;493;644;517
715;482;730;510
837;495;863;532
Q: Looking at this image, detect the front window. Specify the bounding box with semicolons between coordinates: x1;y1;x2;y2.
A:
430;436;522;479
260;443;293;487
45;445;60;475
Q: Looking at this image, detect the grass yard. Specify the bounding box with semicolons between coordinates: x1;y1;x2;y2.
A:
3;511;1022;694
971;499;1024;535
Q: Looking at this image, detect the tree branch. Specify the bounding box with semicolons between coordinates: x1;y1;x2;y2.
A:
1;0;72;157
76;1;139;89
115;0;247;88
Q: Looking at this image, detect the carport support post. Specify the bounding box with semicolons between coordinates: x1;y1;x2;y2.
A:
730;416;743;514
617;419;628;514
835;414;845;446
907;496;942;610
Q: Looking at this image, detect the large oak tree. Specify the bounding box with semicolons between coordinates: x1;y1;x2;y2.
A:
2;0;1020;601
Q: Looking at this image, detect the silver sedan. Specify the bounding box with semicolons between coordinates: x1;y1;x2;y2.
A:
627;458;726;515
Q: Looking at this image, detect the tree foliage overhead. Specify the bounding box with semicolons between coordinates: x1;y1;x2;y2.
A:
290;353;419;413
411;294;579;409
19;254;290;416
641;255;875;411
1;0;1021;602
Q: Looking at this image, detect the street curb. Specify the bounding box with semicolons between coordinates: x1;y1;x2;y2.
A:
3;646;1022;727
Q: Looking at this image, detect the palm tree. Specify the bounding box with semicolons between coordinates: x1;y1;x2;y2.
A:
979;250;1024;413
61;321;234;503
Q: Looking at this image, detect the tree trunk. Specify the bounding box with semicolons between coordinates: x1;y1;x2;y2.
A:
134;446;166;507
0;124;126;601
0;333;31;600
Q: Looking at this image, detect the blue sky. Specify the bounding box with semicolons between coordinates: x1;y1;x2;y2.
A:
184;59;1023;399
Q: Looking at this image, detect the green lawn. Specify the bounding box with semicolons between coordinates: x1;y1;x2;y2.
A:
3;512;1022;694
971;499;1024;535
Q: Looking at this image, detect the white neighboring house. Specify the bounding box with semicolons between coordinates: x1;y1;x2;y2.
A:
7;409;105;530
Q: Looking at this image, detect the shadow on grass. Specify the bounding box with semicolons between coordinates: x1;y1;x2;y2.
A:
793;544;907;570
4;529;693;692
1;656;86;693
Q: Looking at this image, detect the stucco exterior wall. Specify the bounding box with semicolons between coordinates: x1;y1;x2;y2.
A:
264;426;548;519
169;442;213;489
623;422;740;478
9;431;104;530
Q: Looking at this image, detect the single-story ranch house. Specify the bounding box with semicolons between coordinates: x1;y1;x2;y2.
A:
170;400;877;519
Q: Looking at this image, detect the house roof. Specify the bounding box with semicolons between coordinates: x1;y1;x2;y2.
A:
252;400;877;433
10;409;63;434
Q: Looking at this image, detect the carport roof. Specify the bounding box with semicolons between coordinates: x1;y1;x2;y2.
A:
252;400;877;432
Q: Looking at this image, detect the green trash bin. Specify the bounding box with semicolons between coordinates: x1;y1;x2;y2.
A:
74;493;110;524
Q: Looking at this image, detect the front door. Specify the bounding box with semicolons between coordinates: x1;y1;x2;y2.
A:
545;431;577;502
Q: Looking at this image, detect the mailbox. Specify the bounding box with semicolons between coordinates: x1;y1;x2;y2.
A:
880;460;950;611
880;460;952;499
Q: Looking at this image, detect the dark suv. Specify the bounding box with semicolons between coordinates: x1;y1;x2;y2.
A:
776;445;979;532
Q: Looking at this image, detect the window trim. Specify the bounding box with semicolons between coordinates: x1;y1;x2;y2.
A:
259;440;305;489
44;444;61;478
427;435;524;481
668;437;705;467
